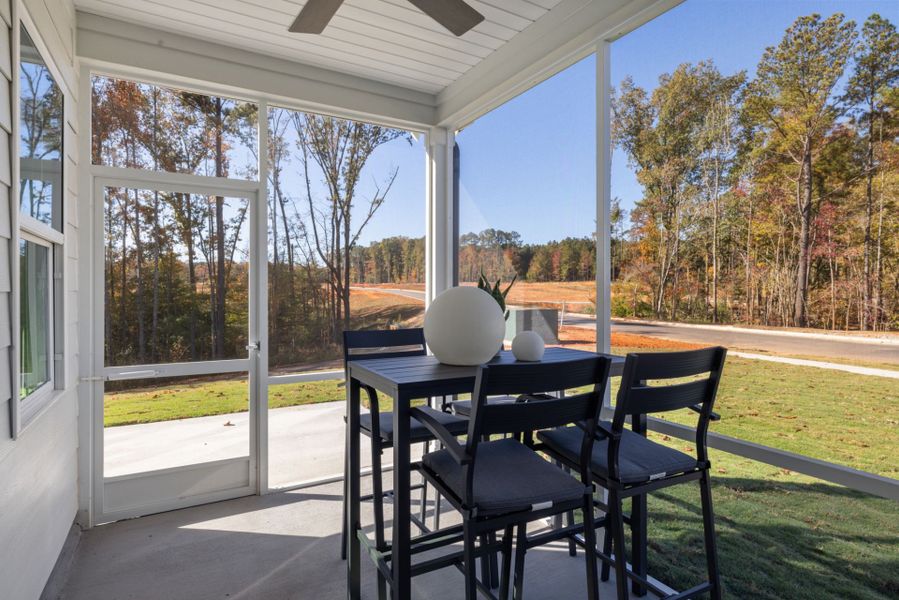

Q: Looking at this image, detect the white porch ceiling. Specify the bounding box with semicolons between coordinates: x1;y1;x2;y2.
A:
73;0;564;94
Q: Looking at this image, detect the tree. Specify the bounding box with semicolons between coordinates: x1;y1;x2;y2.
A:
294;113;408;340
698;71;746;322
177;93;256;357
843;14;899;329
744;13;857;327
613;62;725;318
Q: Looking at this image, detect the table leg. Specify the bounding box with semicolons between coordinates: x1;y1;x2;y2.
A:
347;378;362;600
392;391;412;600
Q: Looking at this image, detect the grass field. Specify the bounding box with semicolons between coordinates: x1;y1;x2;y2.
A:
605;347;898;479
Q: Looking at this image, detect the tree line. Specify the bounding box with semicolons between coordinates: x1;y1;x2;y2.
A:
350;229;599;285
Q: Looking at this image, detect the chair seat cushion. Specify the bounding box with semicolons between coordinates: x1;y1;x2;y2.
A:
537;425;699;485
422;438;588;515
360;406;468;443
450;395;518;417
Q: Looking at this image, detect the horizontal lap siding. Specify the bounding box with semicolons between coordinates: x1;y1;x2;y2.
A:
0;1;80;599
0;0;11;437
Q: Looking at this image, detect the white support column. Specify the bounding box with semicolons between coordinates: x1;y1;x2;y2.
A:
425;127;455;307
254;100;270;494
76;63;97;527
596;42;613;362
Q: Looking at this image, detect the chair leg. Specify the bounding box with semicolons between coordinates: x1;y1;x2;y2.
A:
561;463;577;557
463;519;479;600
513;523;528;600
479;532;499;589
377;573;388;600
480;533;490;589
567;508;578;557
582;494;600;600
499;525;514;600
699;472;723;600
370;440;389;598
490;531;501;588
600;522;613;582
599;487;612;581
340;459;348;560
419;441;429;527
631;494;647;596
609;490;629;600
371;440;386;552
434;492;442;530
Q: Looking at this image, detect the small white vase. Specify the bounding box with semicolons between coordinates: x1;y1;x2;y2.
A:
511;331;545;362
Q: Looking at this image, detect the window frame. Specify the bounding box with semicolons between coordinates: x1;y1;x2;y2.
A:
13;14;66;435
17;231;56;422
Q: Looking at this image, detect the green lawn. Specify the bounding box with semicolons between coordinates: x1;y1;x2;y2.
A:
645;436;899;599
104;378;344;427
659;355;897;479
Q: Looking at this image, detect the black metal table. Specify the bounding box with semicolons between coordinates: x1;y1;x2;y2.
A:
345;347;628;600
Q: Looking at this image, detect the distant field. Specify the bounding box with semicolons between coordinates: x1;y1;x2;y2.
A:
358;281;597;311
349;288;424;329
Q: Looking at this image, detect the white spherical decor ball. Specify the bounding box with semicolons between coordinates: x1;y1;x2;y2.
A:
512;331;545;362
424;287;506;366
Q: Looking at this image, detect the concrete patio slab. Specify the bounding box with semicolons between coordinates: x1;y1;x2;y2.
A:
105;401;423;487
57;479;654;600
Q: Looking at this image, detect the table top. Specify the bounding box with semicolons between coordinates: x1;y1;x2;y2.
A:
347;346;625;398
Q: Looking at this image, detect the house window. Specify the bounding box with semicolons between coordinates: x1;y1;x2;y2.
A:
19;237;51;399
19;24;64;415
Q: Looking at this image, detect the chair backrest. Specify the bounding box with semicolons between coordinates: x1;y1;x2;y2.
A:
466;357;612;465
613;347;727;463
342;329;427;429
342;328;426;370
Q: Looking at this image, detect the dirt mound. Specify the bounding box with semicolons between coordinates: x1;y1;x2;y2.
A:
557;326;704;351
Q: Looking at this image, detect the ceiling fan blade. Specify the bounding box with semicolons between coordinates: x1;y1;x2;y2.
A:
289;0;345;33
407;0;485;36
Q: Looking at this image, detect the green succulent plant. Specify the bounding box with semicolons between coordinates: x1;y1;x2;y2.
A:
477;271;517;321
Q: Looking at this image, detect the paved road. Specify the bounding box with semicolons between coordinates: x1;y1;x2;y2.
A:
357;287;899;366
605;319;899;365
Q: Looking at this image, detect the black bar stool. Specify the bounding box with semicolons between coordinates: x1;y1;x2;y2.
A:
536;347;727;599
339;328;469;598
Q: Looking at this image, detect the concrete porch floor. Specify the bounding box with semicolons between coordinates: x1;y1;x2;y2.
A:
104;401;424;486
55;477;653;599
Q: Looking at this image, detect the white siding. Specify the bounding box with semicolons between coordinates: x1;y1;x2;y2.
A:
0;0;79;599
0;0;12;431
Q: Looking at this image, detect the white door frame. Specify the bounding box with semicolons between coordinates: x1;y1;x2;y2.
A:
88;170;266;524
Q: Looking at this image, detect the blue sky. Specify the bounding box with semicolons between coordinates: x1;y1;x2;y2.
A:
343;0;897;245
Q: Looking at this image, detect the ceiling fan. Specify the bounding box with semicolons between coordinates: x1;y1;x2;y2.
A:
289;0;485;37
